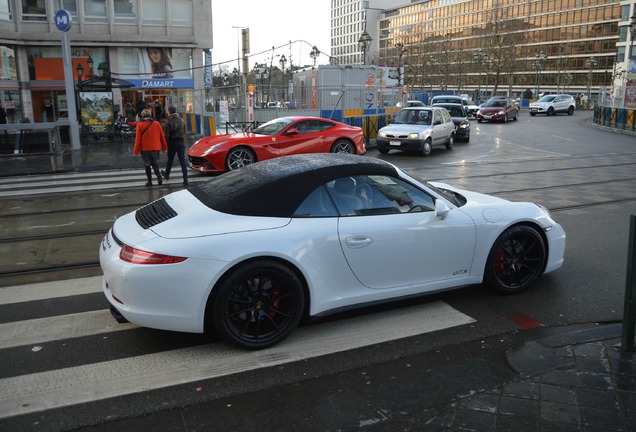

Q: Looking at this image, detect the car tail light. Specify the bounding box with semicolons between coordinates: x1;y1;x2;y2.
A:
120;245;187;265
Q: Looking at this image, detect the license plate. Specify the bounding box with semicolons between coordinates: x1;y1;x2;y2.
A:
484;115;492;119
389;140;401;146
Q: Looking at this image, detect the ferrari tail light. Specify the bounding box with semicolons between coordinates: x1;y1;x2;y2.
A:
120;244;187;265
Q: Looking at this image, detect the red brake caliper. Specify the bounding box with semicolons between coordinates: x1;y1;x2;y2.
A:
495;248;506;274
268;291;280;318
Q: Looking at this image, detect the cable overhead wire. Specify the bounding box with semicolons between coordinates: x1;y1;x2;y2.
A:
109;40;337;77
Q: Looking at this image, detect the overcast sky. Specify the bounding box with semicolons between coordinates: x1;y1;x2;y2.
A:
211;1;331;72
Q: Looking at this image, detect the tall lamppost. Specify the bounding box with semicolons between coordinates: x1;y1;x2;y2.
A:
358;29;372;64
395;43;406;86
279;54;287;103
630;13;636;70
473;49;486;102
310;46;320;67
586;56;598;105
534;51;547;99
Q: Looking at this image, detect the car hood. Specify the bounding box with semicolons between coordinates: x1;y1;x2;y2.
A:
379;123;432;134
188;132;272;156
113;190;290;246
479;107;504;113
529;101;549;107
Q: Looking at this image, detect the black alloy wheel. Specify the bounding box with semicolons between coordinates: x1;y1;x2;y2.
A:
484;225;546;294
212;260;305;349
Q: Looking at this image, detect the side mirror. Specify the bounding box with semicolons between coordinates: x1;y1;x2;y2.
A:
435;199;451;220
285;128;299;135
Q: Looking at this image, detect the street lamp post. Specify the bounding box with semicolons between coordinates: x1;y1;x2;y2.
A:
630;13;636;70
358;29;372;65
395;43;405;86
534;51;547;99
310;46;320;68
279;54;287;103
587;56;598;106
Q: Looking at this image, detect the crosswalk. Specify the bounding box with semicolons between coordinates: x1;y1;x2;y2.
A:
0;275;475;421
0;169;208;198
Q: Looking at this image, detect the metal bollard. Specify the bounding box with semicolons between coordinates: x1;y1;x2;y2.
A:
621;215;636;351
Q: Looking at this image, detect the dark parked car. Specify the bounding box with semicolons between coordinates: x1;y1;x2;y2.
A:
477;99;519;123
434;103;470;142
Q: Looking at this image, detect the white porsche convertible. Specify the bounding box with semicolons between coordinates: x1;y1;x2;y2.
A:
100;154;565;349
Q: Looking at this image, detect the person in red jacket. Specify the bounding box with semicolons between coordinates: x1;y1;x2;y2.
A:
133;108;168;186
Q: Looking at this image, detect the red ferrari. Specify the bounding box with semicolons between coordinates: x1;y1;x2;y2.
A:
187;116;366;173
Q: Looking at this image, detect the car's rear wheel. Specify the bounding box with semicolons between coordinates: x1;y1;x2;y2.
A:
212;260;305;350
421;138;433;156
567;106;574;115
445;133;454;150
484;225;546;294
331;140;355;154
226;147;256;171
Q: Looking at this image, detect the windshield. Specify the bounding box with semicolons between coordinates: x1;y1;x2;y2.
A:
407;173;464;207
537;95;556;103
484;100;504;108
252;118;294;135
394;109;432;125
440;106;464;117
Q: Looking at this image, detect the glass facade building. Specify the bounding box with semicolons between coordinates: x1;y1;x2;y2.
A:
333;0;626;101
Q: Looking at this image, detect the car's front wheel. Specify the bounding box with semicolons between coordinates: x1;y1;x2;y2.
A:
421;138;433;156
547;107;555;116
225;147;256;171
484;225;546;294
212;260;305;350
331;139;355;154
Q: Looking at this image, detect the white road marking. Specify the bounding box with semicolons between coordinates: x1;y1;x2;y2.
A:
0;276;102;305
0;300;474;418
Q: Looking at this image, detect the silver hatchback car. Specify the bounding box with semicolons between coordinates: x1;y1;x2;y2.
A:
376;107;455;156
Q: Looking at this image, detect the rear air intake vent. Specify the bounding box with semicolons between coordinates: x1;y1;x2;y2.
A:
135;198;177;229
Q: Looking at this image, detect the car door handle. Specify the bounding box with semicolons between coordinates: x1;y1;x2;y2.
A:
345;236;373;248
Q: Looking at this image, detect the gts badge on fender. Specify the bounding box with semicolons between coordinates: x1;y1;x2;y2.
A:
453;269;468;275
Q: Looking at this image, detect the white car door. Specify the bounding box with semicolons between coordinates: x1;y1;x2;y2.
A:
334;175;476;290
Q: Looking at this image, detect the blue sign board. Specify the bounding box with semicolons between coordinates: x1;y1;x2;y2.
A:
54;10;72;32
127;78;195;89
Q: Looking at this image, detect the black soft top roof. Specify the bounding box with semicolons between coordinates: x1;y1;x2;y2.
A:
189;154;398;217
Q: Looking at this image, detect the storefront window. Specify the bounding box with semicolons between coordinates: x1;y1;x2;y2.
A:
0;45;17;80
21;0;46;21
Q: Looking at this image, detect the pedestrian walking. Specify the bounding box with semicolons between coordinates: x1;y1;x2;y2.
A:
161;106;189;186
133;109;167;187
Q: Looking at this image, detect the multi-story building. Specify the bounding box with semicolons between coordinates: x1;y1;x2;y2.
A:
332;0;627;102
0;0;211;124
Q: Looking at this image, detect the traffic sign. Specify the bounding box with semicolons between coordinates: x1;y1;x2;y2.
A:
54;9;72;32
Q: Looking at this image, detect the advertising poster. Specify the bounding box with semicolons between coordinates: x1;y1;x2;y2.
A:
79;91;114;133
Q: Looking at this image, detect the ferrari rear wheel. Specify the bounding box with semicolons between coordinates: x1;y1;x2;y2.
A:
331;140;355;154
484;225;546;294
212;260;305;350
226;147;256;171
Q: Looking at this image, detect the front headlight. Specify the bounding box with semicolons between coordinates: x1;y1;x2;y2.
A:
203;141;227;156
408;133;420;139
498;110;505;115
379;131;387;138
459;122;469;129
